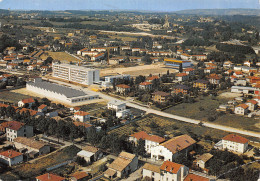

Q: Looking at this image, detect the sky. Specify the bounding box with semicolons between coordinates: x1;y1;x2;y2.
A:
0;0;259;11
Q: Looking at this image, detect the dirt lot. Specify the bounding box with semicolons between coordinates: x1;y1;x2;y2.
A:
100;63;177;77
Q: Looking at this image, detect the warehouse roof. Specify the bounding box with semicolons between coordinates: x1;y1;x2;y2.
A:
27;81;87;98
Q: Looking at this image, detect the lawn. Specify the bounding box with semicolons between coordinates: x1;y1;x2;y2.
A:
12;145;81;179
164;95;260;132
44;51;80;63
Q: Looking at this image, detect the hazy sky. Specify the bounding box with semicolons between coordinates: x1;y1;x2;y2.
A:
0;0;259;11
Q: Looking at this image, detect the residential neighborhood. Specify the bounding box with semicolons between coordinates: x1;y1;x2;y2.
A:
0;2;259;181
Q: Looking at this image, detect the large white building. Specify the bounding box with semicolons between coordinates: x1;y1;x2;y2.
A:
52;63;100;85
26;79;99;104
151;134;196;161
5;121;33;142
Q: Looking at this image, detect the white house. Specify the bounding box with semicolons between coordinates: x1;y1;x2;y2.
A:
234;104;249;115
160;161;189;181
151;134;196;161
222;134;249;153
18;98;35;108
116;109;131;119
77;145;103;163
107;100;126;112
74;111;90;122
129;131;165;154
194;153;213;169
245;100;258;111
104;151;138;179
175;73;189;82
6;121;34;142
0;149;23;166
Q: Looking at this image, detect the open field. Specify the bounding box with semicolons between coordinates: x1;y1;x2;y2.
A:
164;96;260;132
0;91;35;103
43;51;80;63
109;35;138;42
109;114;259;142
100;63;178;77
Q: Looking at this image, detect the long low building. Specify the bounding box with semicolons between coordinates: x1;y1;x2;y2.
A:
164;58;192;68
26;79;99;104
231;86;258;95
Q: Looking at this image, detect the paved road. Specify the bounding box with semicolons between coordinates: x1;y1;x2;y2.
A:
46;78;260;138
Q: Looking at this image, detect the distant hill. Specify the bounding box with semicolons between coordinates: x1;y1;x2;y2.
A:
175;9;260;16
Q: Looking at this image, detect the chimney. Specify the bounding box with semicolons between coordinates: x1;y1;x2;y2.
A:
48;173;50;179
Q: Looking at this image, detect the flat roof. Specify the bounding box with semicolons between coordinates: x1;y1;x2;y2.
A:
53;63;98;71
27;81;87;98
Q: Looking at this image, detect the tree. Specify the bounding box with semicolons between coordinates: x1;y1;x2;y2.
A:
179;64;183;73
134;139;146;157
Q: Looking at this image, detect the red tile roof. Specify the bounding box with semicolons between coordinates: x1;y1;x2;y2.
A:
139;82;152;86
160;161;183;174
247;100;258;105
147;76;159;81
160;134;196;154
38;104;47;109
236;104;249;109
222;134;249;144
131;131;165;143
176;73;188;77
74;111;90;116
0;149;23;159
5;121;25;131
19;108;38;116
184;173;210;181
36;173;65;181
71;172;88;179
116;84;130;89
184;68;194;72
21;98;35;104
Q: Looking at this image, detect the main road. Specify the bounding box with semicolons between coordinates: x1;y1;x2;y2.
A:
46;78;260;138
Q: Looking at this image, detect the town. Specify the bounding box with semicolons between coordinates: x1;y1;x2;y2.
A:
0;6;259;181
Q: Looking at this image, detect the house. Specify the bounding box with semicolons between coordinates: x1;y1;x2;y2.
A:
245;100;258;111
231;86;257;95
234;104;249;115
70;172;90;181
7;63;18;70
27;65;37;71
104;151;138;179
194;153;213;169
13;137;51;156
175;73;189;82
223;61;234;69
116;109;131;119
18;98;35;108
193;79;209;89
151;134;196;161
184;173;216;181
38;104;47;113
204;67;216;74
152;91;171;103
160;161;189;181
74;111;90;122
91;53;105;62
234;71;244;78
19;108;42;117
172;84;190;95
107;100;126;112
77;145;102;163
253;96;260;106
183;68;195;75
5;121;34;142
191;55;207;61
205;62;217;68
129;131;165;154
244;61;251;67
146;76;159;82
116;84;130;94
73;122;92;132
0;149;23;166
142;163;161;181
36;173;66;181
221;134;249;153
139;82;153;90
208;74;221;85
181;53;191;60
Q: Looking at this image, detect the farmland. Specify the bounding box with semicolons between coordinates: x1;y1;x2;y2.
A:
10;145;80;179
109;114;259;142
0;91;35;103
164;95;260;132
42;51;80;63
